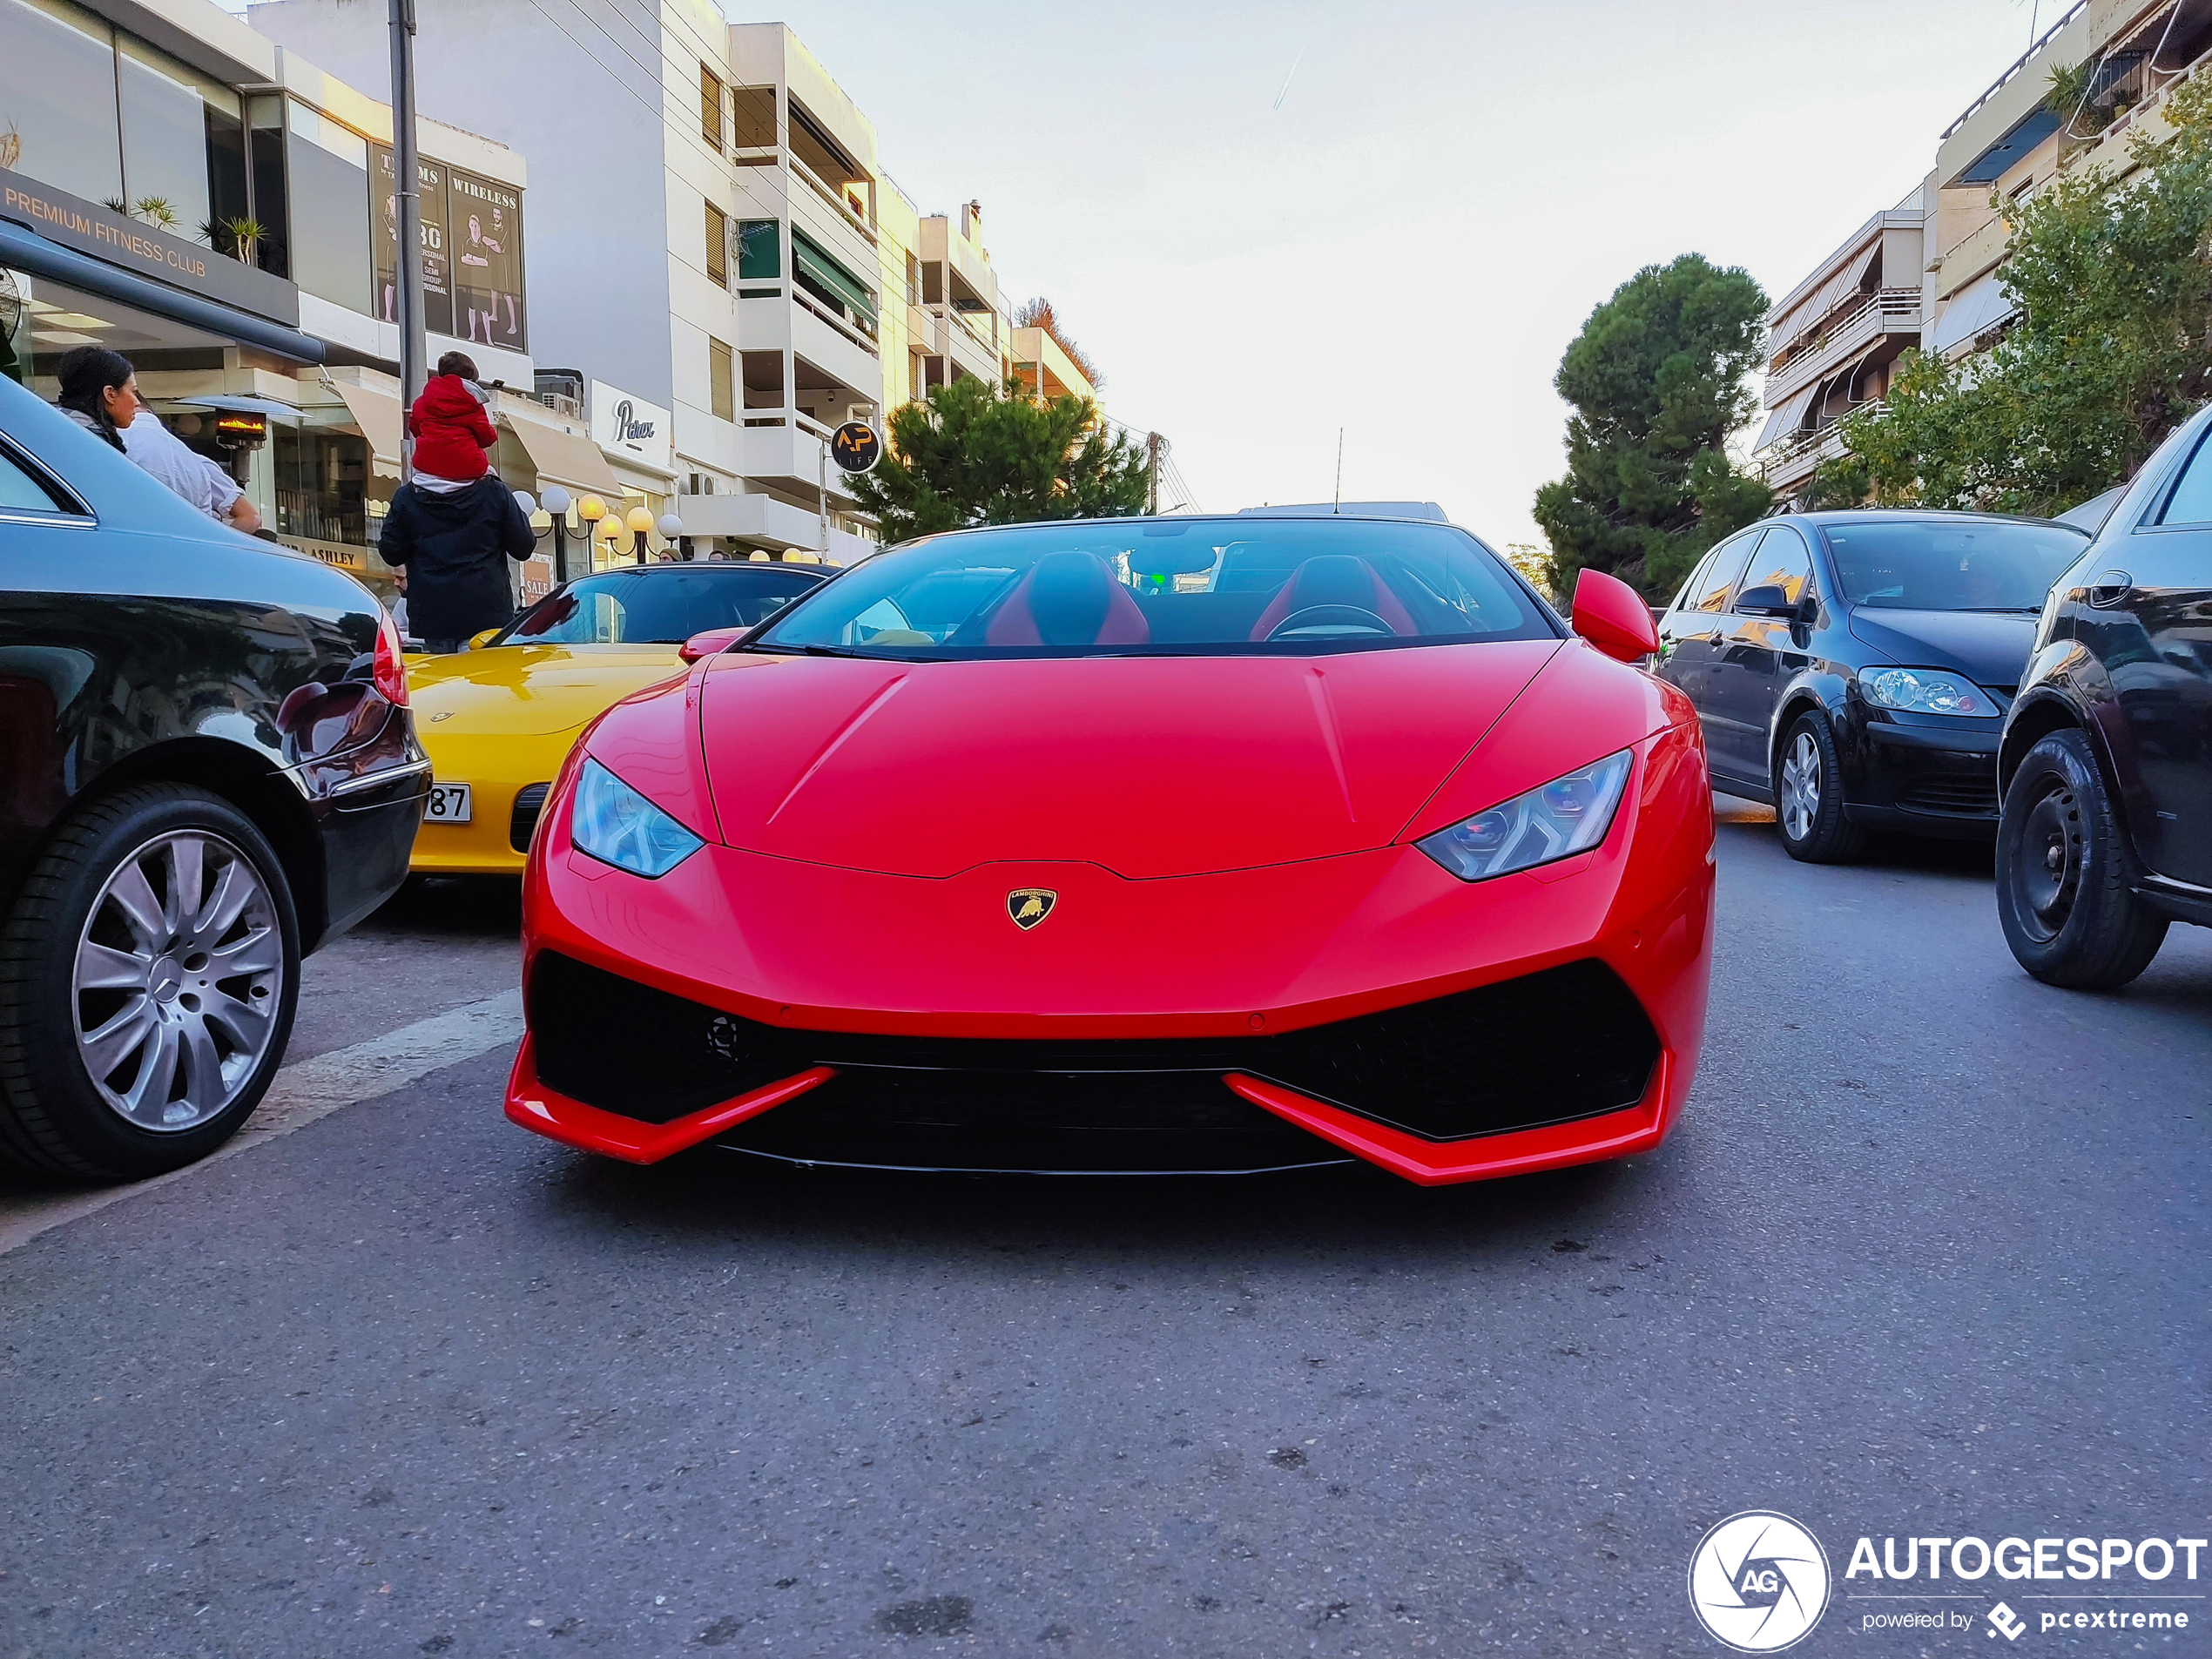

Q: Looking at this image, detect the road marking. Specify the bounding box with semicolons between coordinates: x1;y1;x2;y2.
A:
0;989;523;1258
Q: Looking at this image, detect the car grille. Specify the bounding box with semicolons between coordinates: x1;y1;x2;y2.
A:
528;953;1661;1146
509;783;551;853
1895;775;1999;816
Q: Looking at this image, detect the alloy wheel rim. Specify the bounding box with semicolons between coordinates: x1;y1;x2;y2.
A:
72;830;283;1132
1779;732;1820;841
2014;781;2081;942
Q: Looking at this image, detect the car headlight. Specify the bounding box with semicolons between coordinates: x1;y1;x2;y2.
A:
1415;750;1633;882
569;759;704;877
1858;666;1997;717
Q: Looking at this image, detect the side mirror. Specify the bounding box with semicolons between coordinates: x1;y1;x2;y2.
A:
1734;583;1802;619
466;627;502;651
678;625;746;664
1571;568;1660;663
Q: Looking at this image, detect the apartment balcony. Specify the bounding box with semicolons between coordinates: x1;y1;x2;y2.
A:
929;303;1001;383
733;410;865;508
673;487;873;563
1764;290;1922;403
1009;325;1095;404
737;287;881;401
1756;402;1885;496
1936;212;2011;302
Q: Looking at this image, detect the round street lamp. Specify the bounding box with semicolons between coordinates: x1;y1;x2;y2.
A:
540;483;576;581
657;511;685;559
625;503;655;564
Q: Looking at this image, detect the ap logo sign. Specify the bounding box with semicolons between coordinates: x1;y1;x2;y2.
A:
1688;1511;1831;1651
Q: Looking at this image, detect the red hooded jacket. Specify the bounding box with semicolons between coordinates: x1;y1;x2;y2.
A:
407;374;497;481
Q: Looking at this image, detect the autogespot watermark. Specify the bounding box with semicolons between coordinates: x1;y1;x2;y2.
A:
1689;1518;2207;1649
1689;1512;1833;1651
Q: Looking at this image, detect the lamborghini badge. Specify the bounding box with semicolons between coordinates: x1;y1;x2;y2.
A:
1006;888;1057;930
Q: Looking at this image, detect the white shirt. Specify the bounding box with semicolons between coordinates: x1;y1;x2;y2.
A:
121;415;246;522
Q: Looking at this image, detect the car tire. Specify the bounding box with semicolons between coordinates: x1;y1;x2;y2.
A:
0;784;301;1182
1995;729;2168;990
1773;711;1868;864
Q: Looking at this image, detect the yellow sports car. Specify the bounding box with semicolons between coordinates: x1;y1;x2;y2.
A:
408;561;827;874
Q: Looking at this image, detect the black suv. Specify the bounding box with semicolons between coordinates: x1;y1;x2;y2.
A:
1996;406;2212;989
0;376;426;1180
1654;510;2087;860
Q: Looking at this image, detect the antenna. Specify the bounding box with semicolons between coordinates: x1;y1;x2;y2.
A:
1333;428;1343;512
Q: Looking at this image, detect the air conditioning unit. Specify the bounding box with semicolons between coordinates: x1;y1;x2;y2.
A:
685;471;718;496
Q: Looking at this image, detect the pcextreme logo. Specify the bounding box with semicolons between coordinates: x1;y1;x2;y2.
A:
1688;1511;1831;1652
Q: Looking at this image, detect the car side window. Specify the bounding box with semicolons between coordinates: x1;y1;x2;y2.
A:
2153;426;2212;526
0;442;69;516
1740;523;1812;606
1668;550;1719;615
1689;531;1761;613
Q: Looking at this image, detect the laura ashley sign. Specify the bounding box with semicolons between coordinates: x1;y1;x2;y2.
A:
0;169;300;324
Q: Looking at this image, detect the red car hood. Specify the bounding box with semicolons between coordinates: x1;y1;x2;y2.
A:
696;641;1562;878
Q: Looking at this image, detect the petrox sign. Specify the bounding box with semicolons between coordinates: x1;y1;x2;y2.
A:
590;380;673;472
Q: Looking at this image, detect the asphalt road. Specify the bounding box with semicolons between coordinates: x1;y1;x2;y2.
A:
3;807;2207;1658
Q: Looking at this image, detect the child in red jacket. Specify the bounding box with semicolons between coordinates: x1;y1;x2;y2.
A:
406;350;497;485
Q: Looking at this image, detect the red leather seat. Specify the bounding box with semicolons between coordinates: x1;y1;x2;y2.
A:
986;551;1151;646
1249;555;1419;640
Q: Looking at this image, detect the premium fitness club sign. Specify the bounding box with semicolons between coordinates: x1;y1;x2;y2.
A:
0;169;300;322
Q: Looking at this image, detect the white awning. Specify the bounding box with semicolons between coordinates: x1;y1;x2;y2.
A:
501;410;623;496
1770;244;1882;355
1754;382;1818;452
328;381;403;481
1932;269;2018;354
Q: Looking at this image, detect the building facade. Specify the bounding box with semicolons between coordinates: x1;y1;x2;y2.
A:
250;3;1075;563
1750;196;1925;501
1754;0;2212;502
0;0;599;597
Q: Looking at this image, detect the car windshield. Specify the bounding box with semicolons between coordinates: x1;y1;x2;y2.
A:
751;518;1554;658
499;566;820;645
1823;520;2086;612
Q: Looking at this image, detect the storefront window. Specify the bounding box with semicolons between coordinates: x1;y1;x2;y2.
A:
0;0;123;206
285;102;369;312
273;414;370;550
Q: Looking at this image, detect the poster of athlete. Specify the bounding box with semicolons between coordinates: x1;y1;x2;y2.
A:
368;144;453;337
448;167;527;354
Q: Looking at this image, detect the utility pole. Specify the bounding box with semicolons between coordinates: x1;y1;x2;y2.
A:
819;434;830;560
1146;431;1160;515
1333;428;1344;512
388;0;426;465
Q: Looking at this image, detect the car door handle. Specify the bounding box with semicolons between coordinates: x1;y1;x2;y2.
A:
2087;570;2135;607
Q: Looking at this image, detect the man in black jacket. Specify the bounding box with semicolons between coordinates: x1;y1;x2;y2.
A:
378;475;535;652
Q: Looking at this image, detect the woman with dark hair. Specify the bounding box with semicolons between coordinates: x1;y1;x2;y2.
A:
53;344;140;450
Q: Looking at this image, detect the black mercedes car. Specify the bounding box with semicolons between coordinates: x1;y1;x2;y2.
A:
0;374;426;1182
1654;509;2088;860
1996;405;2212;989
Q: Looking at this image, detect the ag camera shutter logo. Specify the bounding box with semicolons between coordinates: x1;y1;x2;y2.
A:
1688;1511;1831;1651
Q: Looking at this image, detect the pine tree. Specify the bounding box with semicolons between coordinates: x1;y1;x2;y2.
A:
1534;254;1772;601
852;376;1151;545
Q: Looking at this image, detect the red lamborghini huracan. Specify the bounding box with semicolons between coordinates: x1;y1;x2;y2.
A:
505;515;1714;1184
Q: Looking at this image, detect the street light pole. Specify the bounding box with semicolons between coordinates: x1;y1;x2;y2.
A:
388;0;426;462
818;433;829;561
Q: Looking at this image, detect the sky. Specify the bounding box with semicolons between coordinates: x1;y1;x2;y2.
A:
749;0;2054;547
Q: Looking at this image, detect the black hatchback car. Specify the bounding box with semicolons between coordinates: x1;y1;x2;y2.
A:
1996;404;2212;989
1654;510;2087;860
0;374;426;1182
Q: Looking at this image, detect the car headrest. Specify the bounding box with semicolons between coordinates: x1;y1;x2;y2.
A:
986;551;1151;647
1249;555;1419;639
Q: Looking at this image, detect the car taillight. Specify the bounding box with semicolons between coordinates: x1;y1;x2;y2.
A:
374;610;410;706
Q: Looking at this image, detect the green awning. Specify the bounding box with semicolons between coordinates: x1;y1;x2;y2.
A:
792;226;878;325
